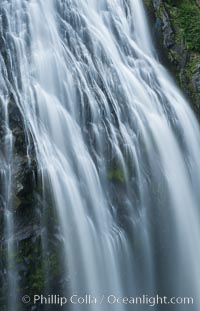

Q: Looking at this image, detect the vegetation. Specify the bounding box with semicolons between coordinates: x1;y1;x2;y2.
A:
108;167;125;183
144;0;200;115
166;0;200;51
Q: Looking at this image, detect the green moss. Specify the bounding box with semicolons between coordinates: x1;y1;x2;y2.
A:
147;0;200;109
42;252;60;278
184;53;200;103
31;268;43;292
165;0;182;5
178;3;200;51
186;54;200;73
168;49;179;64
143;0;152;9
108;167;125;183
165;0;200;52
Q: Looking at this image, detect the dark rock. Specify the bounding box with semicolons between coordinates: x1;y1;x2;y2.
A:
193;73;200;93
152;0;161;7
162;7;175;48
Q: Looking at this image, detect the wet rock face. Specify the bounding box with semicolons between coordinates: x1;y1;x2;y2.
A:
161;6;175;48
0;7;67;308
0;96;65;309
193;72;200;93
144;0;200;117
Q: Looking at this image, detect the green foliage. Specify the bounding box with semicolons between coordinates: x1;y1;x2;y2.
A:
188;54;200;72
144;0;200;110
165;0;182;5
108;167;125;183
166;0;200;51
178;2;200;51
143;0;152;9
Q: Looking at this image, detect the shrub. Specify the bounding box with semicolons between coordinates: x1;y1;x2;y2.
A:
178;2;200;51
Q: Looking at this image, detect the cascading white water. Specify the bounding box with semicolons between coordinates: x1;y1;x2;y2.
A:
0;0;200;310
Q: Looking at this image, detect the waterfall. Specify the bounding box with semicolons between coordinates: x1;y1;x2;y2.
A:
0;0;200;310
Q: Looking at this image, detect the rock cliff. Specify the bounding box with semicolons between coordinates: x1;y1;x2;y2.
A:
144;0;200;117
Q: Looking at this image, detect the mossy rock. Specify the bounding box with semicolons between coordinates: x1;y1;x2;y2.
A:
108;167;126;183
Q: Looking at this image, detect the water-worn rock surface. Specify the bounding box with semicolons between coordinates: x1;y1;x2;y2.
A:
0;24;65;310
